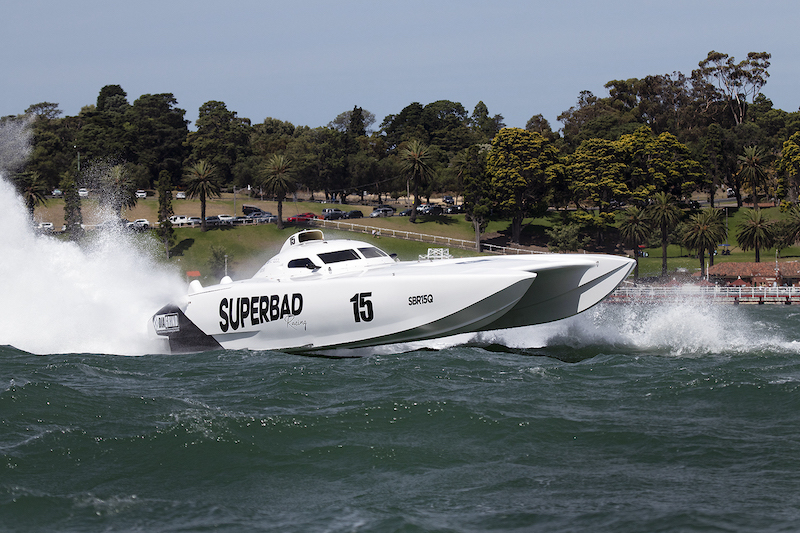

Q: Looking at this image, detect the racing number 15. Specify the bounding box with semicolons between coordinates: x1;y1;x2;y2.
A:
350;292;374;322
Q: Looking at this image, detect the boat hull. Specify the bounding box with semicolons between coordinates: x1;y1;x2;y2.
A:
153;253;634;353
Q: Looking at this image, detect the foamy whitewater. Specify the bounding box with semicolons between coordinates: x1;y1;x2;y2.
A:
0;176;184;355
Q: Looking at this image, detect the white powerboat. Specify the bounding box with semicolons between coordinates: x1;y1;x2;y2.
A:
151;230;634;353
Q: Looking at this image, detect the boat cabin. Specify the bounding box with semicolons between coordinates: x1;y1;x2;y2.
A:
253;230;396;279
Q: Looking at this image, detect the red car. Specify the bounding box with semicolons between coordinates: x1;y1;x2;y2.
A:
286;212;320;223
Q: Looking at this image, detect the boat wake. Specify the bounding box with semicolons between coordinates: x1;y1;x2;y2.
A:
464;300;800;358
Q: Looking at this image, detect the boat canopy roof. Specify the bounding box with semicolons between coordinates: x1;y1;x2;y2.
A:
253;230;396;279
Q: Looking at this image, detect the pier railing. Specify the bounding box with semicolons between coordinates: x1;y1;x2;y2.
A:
609;285;800;304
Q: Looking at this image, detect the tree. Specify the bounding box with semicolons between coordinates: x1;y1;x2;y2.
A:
126;93;189;186
646;192;682;277
96;85;128;112
738;145;769;208
736;208;775;262
183;160;221;232
525;114;555;140
681;208;726;277
328;106;376;135
618;126;703;200
185;101;251;184
777;132;800;203
99;164;137;217
568;137;629;211
775;204;800;250
59;171;83;240
261;154;296;230
545;222;590;253
460;145;493;251
156;170;175;258
617;205;652;280
14;171;48;220
399;139;435;223
487;128;559;243
695;51;771;126
471;101;505;142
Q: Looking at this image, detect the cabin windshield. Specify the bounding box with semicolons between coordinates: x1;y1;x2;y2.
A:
358;247;388;258
317;249;360;264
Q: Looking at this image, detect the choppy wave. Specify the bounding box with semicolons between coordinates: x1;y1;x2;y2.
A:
4;343;800;532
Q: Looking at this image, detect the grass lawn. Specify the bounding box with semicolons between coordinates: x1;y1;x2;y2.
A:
160;224;482;285
34;194;800;284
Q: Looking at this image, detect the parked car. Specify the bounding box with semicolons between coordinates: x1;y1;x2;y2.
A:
398;209;413;216
247;210;272;219
345;210;363;219
726;187;735;198
205;215;221;226
444;205;463;214
232;216;250;225
169;215;188;225
187;216;202;225
135;190;147;199
128;219;150;230
287;212;320;223
417;204;443;215
255;213;278;223
369;207;394;218
175;191;186;199
78;188;89;197
373;204;395;213
242;204;263;216
51;189;62;197
443;195;454;204
217;214;234;225
323;208;346;220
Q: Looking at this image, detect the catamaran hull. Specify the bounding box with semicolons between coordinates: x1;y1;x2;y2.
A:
153;252;634;354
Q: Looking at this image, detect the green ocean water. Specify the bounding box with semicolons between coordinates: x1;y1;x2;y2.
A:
3;303;800;532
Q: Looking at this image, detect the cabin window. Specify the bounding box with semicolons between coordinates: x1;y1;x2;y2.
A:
358;247;388;259
288;258;316;269
317;249;360;264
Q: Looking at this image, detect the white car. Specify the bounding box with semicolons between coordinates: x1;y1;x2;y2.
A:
128;219;150;230
78;188;89;197
175;191;186;199
169;215;188;225
135;190;147;198
217;214;234;224
369;207;394;218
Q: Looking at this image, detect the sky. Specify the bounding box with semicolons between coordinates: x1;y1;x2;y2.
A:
3;0;799;132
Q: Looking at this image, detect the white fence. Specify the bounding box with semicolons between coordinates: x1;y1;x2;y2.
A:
609;285;800;304
309;218;544;255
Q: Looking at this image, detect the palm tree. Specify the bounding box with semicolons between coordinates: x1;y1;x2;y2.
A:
738;145;769;209
682;208;726;277
778;204;800;248
736;208;775;262
15;171;48;220
183;160;221;232
617;205;652;280
101;164;137;217
646;192;682;277
261;154;296;230
399;139;434;223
